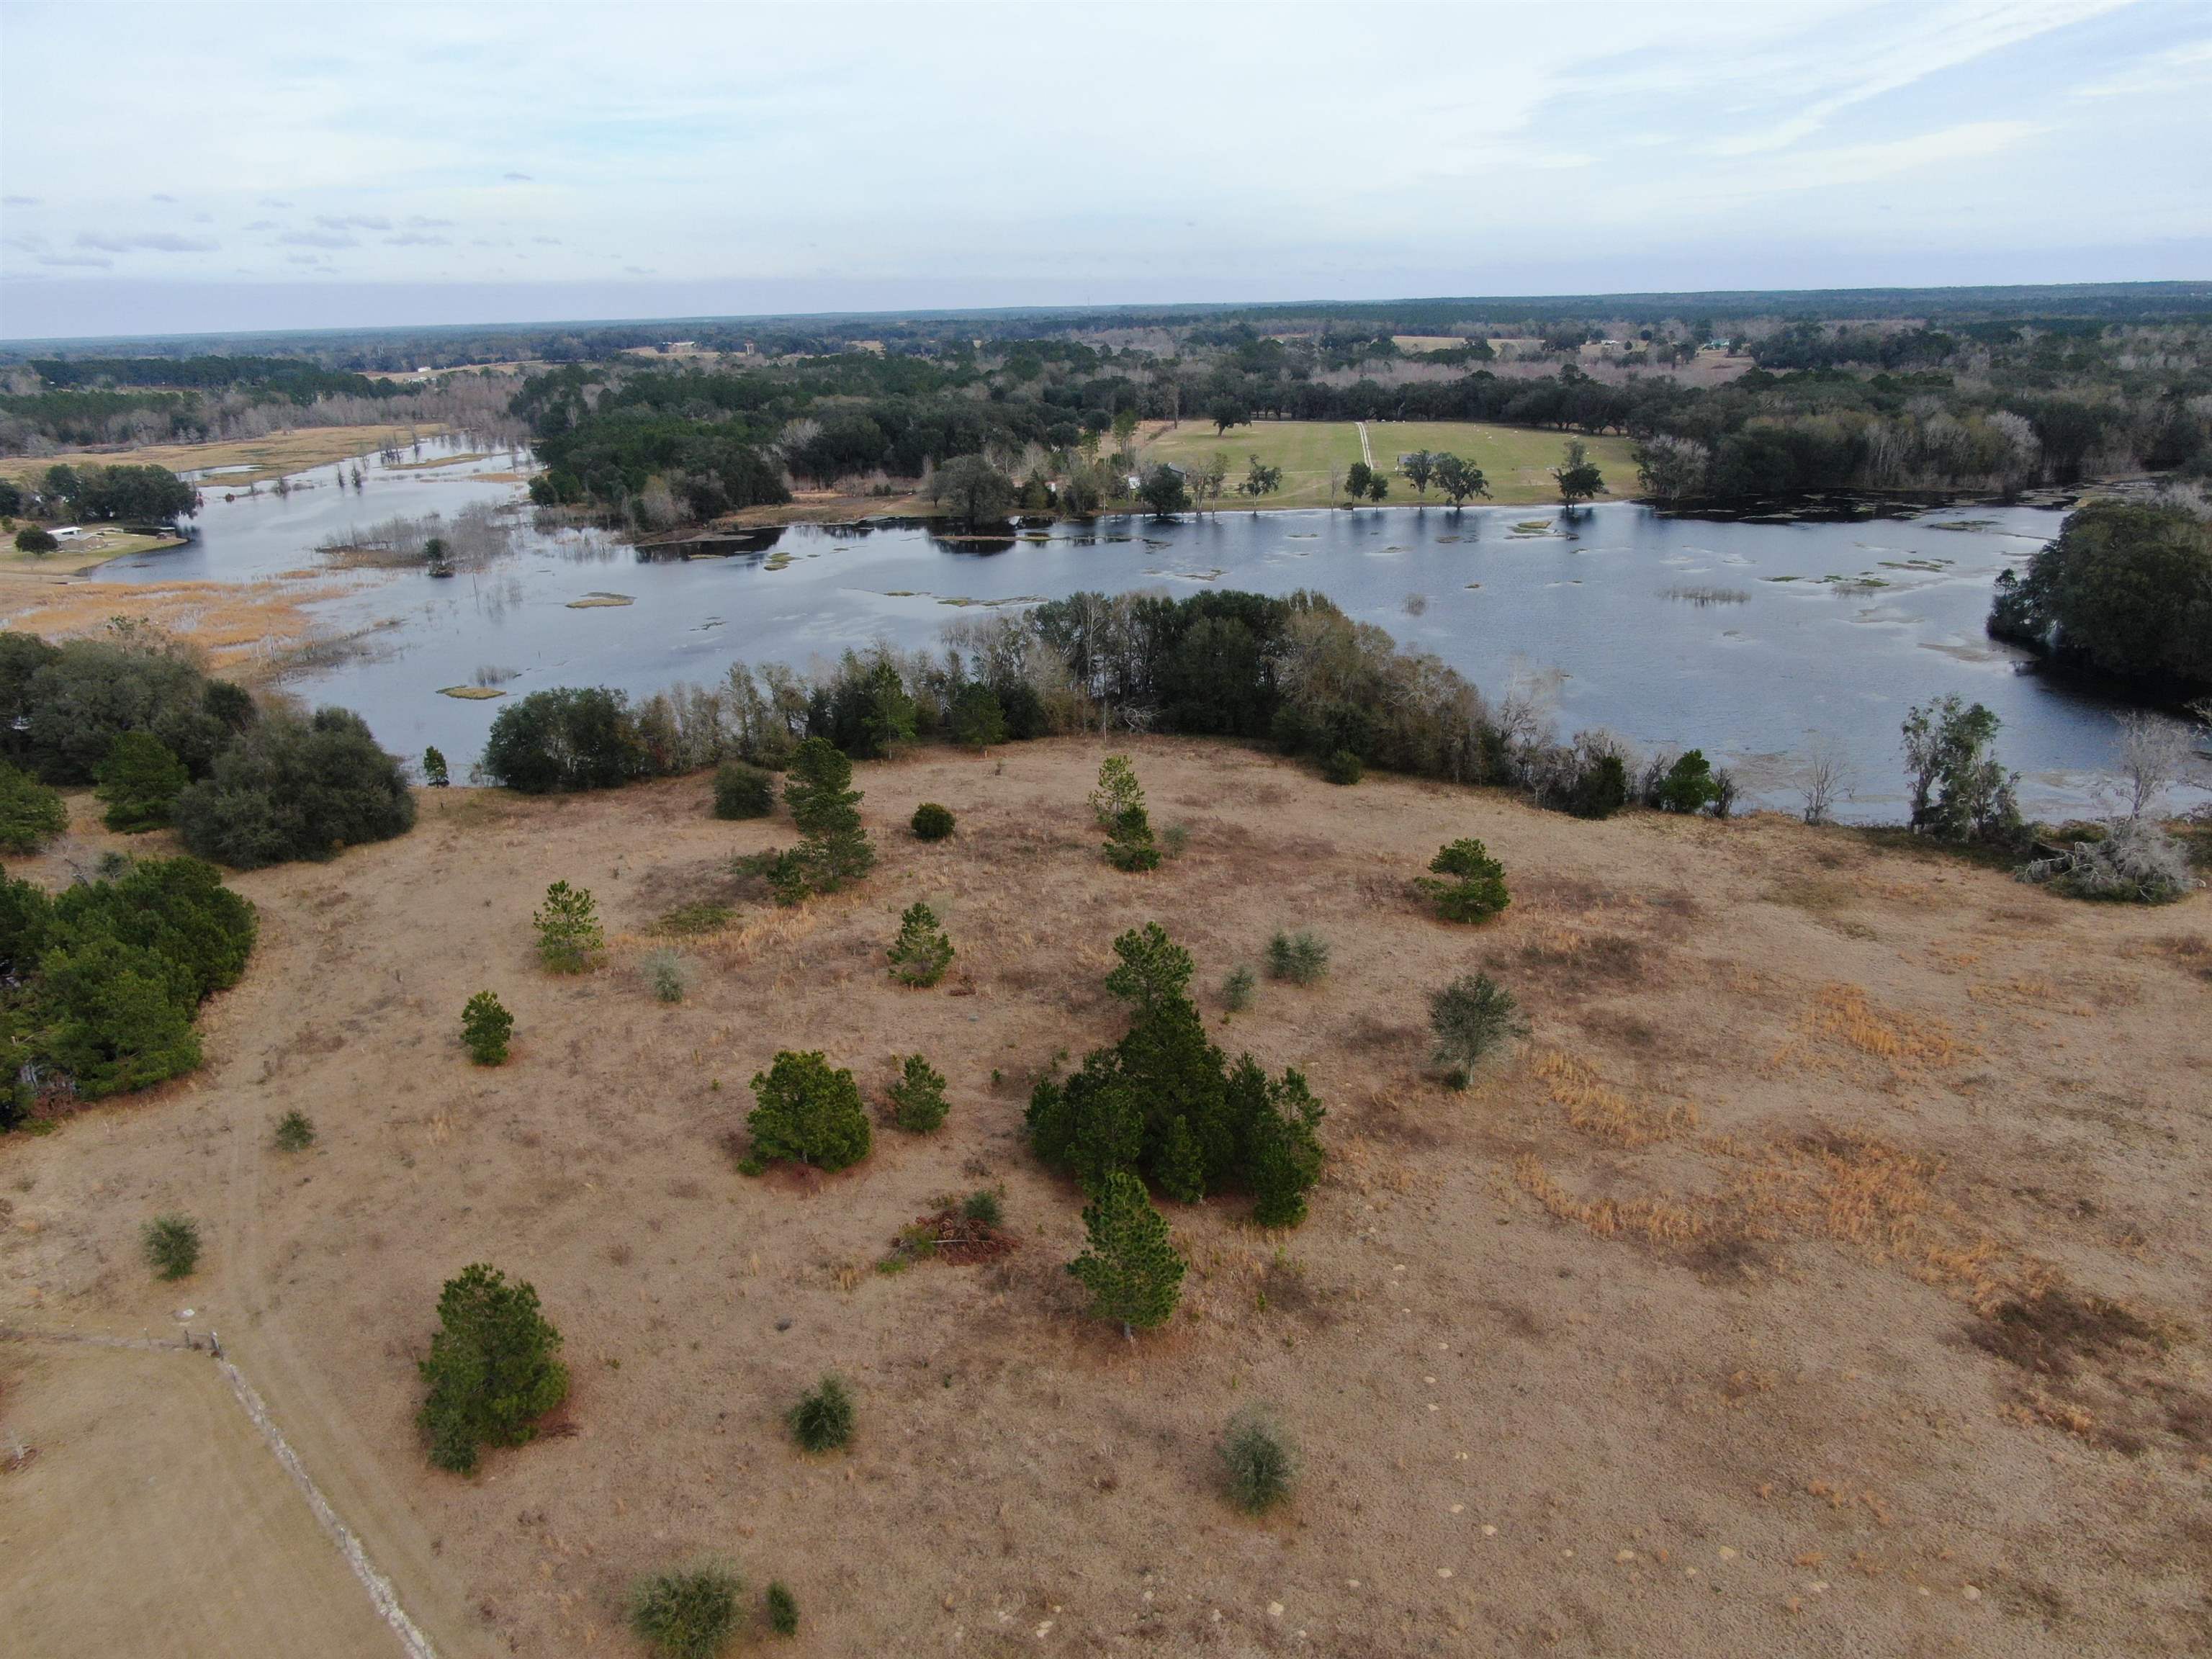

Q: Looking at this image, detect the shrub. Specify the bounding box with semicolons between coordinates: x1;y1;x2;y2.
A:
1066;1170;1185;1336
12;633;246;785
889;1053;948;1133
1103;804;1161;872
272;1109;316;1151
629;1567;741;1659
644;949;689;1002
2022;817;2196;904
747;1050;871;1170
0;763;68;853
461;991;513;1064
1321;749;1363;786
1417;838;1511;923
481;686;646;793
96;732;189;832
712;760;775;820
764;1581;799;1638
1265;930;1329;985
421;745;450;788
1429;974;1527;1084
1568;752;1629;819
533;881;603;972
788;1374;854;1453
910;801;955;841
1220;1407;1297;1514
174;708;415;869
417;1263;568;1474
961;1188;1004;1228
142;1213;201;1280
886;900;954;986
1220;965;1255;1012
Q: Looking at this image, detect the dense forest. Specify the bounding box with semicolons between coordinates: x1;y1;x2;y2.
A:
6;284;2209;516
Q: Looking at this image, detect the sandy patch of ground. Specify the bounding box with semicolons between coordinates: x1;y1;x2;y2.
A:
0;739;2206;1657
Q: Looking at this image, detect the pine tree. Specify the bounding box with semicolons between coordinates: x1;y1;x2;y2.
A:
1103;922;1194;1015
1089;754;1144;827
533;881;604;971
1244;1067;1327;1228
1416;838;1511;924
417;1264;567;1474
886;901;955;986
889;1053;948;1133
747;1050;872;1170
1103;804;1161;872
422;746;451;788
1155;1115;1205;1203
778;737;874;899
1068;1171;1185;1337
461;991;513;1064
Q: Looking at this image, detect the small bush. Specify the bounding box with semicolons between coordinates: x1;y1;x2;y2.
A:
142;1213;201;1280
461;991;513;1064
1321;749;1363;786
1220;1407;1297;1514
95;731;189;832
886;900;955;986
533;880;603;972
272;1109;316;1151
764;1580;799;1637
1220;965;1256;1012
1265;930;1329;986
961;1188;1004;1228
1568;752;1629;819
788;1374;854;1453
629;1565;741;1659
417;1262;567;1474
0;763;68;854
747;1050;872;1170
1418;837;1511;924
657;899;732;935
712;760;775;820
1160;822;1190;858
910;801;955;840
1429;973;1527;1084
889;1053;948;1132
642;949;690;1002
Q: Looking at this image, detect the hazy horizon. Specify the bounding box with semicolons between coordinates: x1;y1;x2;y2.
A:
4;0;2209;341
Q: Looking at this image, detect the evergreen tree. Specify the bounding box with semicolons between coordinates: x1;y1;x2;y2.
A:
948;682;1007;751
889;1053;948;1132
1242;1066;1326;1228
417;1264;568;1474
1088;754;1143;827
95;731;189;832
1067;1170;1185;1337
1103;804;1161;871
1102;921;1194;1015
462;991;513;1064
533;880;604;971
1417;838;1511;924
422;745;451;788
886;901;954;986
776;737;874;899
747;1049;871;1170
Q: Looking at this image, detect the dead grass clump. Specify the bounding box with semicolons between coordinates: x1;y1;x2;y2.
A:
1970;1288;2172;1381
1770;983;1964;1080
1534;1048;1697;1146
1509;930;1652;994
1512;1155;1709;1246
1349;1088;1448;1150
2155;932;2211;983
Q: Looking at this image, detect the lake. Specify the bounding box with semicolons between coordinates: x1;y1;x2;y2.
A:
94;439;2199;823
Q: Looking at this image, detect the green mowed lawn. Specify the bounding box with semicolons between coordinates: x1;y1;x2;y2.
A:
1136;420;1638;508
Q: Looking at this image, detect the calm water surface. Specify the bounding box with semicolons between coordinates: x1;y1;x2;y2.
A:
97;441;2195;822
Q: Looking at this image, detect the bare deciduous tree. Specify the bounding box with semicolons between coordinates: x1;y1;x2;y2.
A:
1795;735;1855;826
2112;711;2196;821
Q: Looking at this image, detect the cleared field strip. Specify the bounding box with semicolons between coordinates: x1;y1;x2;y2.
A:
1131;418;1637;508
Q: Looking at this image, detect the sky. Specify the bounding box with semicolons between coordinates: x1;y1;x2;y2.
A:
1;0;2208;341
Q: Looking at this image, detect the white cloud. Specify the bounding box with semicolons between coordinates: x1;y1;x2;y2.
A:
74;230;218;253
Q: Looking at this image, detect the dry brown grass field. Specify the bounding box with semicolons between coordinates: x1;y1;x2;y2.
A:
0;424;449;491
1;739;2208;1658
